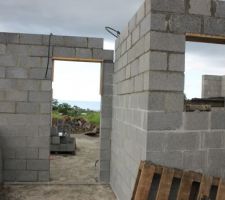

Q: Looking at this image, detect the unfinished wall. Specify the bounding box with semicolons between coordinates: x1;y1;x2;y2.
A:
112;0;225;199
0;149;2;184
0;32;113;183
202;75;225;98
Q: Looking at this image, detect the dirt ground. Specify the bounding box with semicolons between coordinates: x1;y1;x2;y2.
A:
0;134;116;200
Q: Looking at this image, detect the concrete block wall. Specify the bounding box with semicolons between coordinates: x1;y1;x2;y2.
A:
0;148;2;184
112;0;225;199
0;32;113;183
202;75;225;98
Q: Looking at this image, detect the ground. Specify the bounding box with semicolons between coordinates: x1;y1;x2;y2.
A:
0;134;116;200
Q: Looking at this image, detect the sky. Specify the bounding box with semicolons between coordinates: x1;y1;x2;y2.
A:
0;0;225;102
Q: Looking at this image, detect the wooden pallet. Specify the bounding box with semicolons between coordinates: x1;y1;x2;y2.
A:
132;161;225;200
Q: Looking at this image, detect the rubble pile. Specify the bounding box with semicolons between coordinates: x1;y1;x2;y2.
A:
52;116;99;136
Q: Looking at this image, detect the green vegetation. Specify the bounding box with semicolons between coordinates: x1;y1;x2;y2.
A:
52;99;100;126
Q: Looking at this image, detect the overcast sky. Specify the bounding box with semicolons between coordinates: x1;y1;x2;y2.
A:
0;0;225;102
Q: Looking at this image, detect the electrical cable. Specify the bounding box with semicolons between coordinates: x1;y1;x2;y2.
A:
105;27;120;38
45;33;53;79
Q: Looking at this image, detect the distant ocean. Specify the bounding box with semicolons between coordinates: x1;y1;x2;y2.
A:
58;100;101;111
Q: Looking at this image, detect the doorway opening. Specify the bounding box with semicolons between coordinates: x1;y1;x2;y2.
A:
184;41;225;112
50;60;102;184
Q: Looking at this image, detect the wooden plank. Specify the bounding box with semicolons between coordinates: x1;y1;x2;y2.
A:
197;175;213;200
131;161;145;200
134;164;155;200
155;167;174;200
176;172;194;200
216;179;225;200
186;33;225;45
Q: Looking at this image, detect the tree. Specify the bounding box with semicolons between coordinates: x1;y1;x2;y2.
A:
52;99;59;111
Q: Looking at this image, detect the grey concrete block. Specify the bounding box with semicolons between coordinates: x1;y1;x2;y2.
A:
53;47;75;57
151;0;185;13
30;46;48;57
0;67;5;78
0;102;15;113
148;71;184;92
139;52;150;73
42;35;64;46
18;56;42;68
151;13;167;32
51;136;60;144
92;49;103;59
38;171;49;181
19;33;43;45
165;92;184;112
5;90;28;101
148;112;182;130
38;148;49;159
16;80;41;91
64;36;88;48
6;44;30;55
99;170;110;183
203;131;225;149
0;149;2;183
189;0;211;16
3;170;16;181
128;14;137;33
5;33;20;43
136;2;145;24
16;102;39;114
4;159;26;170
88;38;103;49
169;53;185;72
146;151;183;169
0;44;6;55
39;126;51;137
140;14;150;38
29;68;52;79
100;160;110;171
184;112;209;130
183;151;207;172
147;132;166;152
29;91;51;102
15;148;38;159
215;1;225;18
211;111;225;129
103;50;114;61
27;136;49;148
150;31;185;53
41;81;52;91
0;55;17;67
166;132;200;151
134;74;144;92
16;170;38;182
169;14;201;34
208;149;225;177
204;17;225;36
130;59;139;77
6;67;28;79
40;103;51;114
75;48;92;59
2;148;15;159
27;159;49;170
150;51;167;71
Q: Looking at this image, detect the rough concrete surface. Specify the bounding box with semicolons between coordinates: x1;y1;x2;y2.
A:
0;134;116;200
50;134;99;184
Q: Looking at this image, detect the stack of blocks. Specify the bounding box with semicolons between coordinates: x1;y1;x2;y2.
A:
50;127;76;154
111;0;225;199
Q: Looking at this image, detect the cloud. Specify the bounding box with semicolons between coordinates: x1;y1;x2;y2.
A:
0;0;143;41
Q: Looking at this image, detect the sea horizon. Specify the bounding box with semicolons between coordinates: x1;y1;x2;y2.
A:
58;100;101;111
